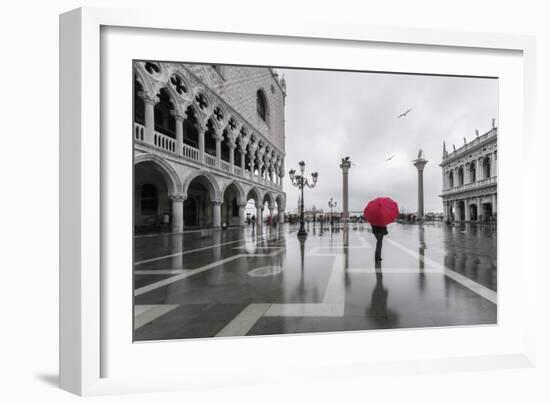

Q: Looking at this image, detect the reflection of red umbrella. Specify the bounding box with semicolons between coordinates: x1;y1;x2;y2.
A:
363;197;399;226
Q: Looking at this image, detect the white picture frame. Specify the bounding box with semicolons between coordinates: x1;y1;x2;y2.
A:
60;7;537;396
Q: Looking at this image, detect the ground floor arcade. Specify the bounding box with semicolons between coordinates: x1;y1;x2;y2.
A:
442;192;497;223
134;153;285;234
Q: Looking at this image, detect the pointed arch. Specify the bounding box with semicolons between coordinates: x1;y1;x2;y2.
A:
263;192;275;209
134;153;181;195
133;63;155;98
222;180;246;205
183;170;221;201
245;187;262;207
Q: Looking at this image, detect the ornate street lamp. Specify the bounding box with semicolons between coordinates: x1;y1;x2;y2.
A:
328;198;337;229
289;161;318;237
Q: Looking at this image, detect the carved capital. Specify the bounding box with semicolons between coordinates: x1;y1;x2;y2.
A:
141;93;159;105
248;142;258;153
171;110;187;121
169;193;187;202
194;120;208;133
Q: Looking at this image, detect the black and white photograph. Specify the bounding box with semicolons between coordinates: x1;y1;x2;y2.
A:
132;61;497;341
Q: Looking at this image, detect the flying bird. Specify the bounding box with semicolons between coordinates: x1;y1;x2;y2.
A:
385;154;395;161
397;108;413;118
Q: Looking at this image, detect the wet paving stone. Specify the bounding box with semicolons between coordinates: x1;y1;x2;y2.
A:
133;222;497;341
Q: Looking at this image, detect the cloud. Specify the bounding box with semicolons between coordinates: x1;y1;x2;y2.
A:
280;68;498;214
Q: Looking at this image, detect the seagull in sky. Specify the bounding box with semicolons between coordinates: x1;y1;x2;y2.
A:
397;108;413;118
385;154;396;162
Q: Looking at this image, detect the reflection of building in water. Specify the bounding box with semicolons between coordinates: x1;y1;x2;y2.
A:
442;225;497;291
133;62;286;233
439;121;497;223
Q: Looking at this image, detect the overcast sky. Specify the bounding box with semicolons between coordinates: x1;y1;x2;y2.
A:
277;68;498;215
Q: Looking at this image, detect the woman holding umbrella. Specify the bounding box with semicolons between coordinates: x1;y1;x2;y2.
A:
363;197;399;262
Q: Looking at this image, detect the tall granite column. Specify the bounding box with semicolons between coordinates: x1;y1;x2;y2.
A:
339;157;352;225
413;153;428;219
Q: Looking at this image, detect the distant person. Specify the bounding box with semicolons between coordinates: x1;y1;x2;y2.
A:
371;224;388;262
251;215;256;226
162;211;170;233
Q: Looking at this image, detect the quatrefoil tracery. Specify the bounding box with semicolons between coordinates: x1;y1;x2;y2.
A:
144;62;160;75
170;75;187;95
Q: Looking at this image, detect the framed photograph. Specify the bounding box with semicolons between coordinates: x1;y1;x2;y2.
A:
60;7;537;396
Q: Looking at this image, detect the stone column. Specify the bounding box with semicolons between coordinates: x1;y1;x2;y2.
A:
229;141;236;173
278;208;285;224
453;201;460;222
492;151;497;178
239;143;247;175
249;153;256;179
256;206;263;226
212;200;222;228
214;133;223;168
170;193;186;233
238;202;246;226
269;207;275;222
340;158;352;223
172;112;185;156
143;94;157;145
476;198;482;222
491;194;497;218
257;147;265;182
464;199;471;221
413;156;428;219
197;123;206;163
443;201;448;221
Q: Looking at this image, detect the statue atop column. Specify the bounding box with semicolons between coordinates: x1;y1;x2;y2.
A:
413;150;428;220
340;157;352;225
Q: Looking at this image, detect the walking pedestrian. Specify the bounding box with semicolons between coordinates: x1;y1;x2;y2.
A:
371;225;388;262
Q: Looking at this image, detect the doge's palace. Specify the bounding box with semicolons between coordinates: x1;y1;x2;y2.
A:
133;62;286;234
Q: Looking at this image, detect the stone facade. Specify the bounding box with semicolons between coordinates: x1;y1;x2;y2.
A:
134;61;286;233
439;122;497;223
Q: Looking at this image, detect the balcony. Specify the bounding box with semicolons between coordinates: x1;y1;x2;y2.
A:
134;122;283;190
441;176;497;195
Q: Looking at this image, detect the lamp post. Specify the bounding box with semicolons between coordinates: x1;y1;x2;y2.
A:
289;160;318;237
328;198;337;230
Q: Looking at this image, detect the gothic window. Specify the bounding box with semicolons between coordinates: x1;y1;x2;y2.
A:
134;78;145;125
140;184;158;216
182;106;199;148
256;90;267;122
154;88;176;137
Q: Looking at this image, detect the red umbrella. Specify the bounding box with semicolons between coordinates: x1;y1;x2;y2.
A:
363;197;399;226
